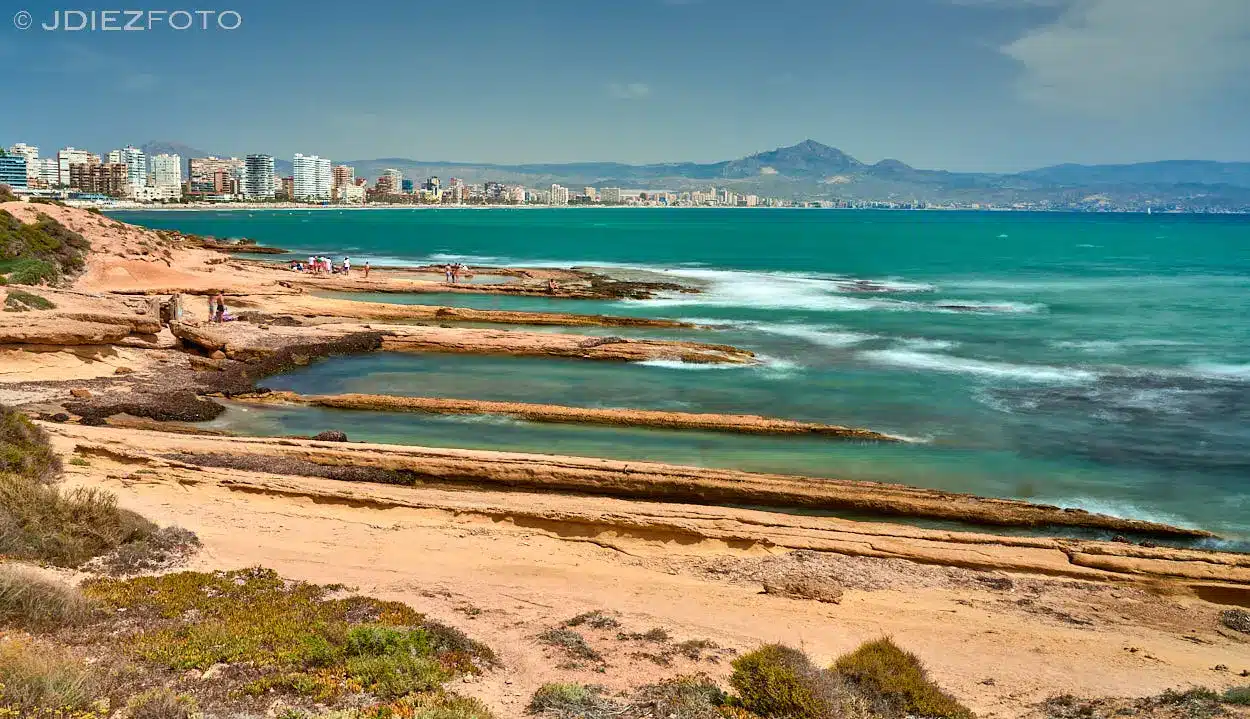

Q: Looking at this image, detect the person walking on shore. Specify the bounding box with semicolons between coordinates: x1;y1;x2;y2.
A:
363;261;370;279
343;257;351;276
444;264;454;283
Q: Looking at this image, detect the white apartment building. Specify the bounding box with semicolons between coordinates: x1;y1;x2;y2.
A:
382;168;404;194
292;154;332;201
133;185;182;203
150;154;183;189
600;187;622;204
244;154;276;200
38;159;58;188
106;150;123;165
118;146;146;190
8;144;40;185
549;184;570;206
57;147;100;187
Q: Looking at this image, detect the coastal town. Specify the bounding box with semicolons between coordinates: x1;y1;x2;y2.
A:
0;143;800;209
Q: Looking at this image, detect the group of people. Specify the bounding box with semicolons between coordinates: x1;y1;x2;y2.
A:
208;292;233;324
442;263;468;283
289;256;369;278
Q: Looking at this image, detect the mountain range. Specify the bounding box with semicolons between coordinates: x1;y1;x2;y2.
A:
140;140;1250;209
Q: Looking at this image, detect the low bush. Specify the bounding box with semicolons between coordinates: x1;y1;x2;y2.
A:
0;404;59;482
3;289;55;311
122;688;198;719
538;627;602;662
0;638;105;717
832;638;973;719
729;644;842;718
88;526;201;576
628;675;728;719
359;691;496;719
527;683;618;718
0;565;93;631
2;258;58;286
565;610;620;630
346;653;448;699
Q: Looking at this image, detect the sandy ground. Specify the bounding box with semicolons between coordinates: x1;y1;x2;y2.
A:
54;434;1250;718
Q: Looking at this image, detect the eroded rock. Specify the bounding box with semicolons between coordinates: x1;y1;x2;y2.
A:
763;578;844;604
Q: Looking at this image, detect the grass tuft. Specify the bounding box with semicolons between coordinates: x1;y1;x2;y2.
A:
0;565;93;631
0;637;104;717
122;688;198;719
565;610;620;630
3;289;56;312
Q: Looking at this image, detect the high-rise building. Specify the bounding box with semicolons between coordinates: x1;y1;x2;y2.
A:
292;154;332;201
106;150;123;165
600;187;622;204
37;159;58;188
151;154;183;190
244;155;276;200
377;168;403;195
189;157;245;196
424;176;442;194
549;184;570;206
57;147;100;188
583;187;597;202
70;163;128;196
332;165;355;189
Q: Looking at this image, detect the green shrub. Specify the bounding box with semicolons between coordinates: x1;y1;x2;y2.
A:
3;289;55;311
123;688;198;719
527;683;618;718
346;653;448;698
3;258;58;286
729;644;836;719
0;404;60;482
0;638;104;716
832;638;973;719
0;211;90;286
0;185;16;203
1225;686;1250;705
0;565;93;631
346;624;433;658
565;610;620;630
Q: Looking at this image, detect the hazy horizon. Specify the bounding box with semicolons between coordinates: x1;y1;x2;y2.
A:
3;0;1248;172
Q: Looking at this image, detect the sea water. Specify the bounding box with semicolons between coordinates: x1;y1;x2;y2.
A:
113;208;1250;543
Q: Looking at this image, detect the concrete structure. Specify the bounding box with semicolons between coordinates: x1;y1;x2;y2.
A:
244;154;276;200
600;187;623;204
292;154;332;201
151;154;183;190
57;148;100;188
134;184;182;202
377;168;403;195
37;159;58;188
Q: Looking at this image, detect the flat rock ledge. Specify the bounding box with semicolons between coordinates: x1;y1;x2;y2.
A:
236;391;901;441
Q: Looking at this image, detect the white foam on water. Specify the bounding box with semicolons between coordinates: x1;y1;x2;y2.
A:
861;349;1097;383
1050;339;1193;354
1041;497;1199;532
1189;363;1250;381
633;359;747;371
753;324;879;347
895;337;959;351
931;300;1046;314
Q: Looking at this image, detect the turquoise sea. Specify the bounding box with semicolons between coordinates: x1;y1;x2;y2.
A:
113;209;1250;545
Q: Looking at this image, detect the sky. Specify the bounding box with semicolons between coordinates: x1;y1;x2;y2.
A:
1;0;1248;172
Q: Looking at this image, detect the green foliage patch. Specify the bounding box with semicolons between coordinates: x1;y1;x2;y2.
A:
0;210;90;286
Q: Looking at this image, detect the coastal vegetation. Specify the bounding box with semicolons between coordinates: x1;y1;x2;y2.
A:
2;288;56;311
0;210;90;286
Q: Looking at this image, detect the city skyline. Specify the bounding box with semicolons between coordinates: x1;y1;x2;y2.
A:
1;1;1248;173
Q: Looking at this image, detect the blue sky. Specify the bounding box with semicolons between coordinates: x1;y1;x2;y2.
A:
2;0;1248;171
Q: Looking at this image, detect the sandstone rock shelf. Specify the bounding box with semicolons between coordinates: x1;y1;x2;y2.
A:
234;390;902;441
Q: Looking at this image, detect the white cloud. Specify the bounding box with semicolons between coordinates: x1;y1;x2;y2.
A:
998;0;1250;114
608;82;652;100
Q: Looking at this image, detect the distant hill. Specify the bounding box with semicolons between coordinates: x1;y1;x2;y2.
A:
142;140;1250;209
